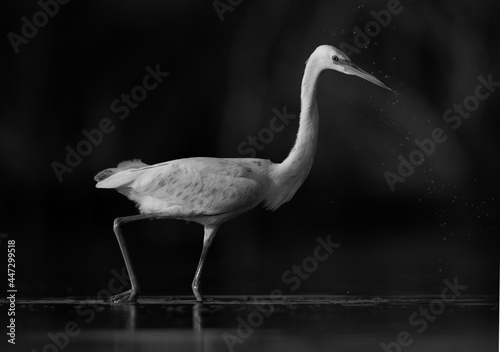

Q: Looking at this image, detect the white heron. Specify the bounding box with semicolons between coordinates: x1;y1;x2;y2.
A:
95;45;391;303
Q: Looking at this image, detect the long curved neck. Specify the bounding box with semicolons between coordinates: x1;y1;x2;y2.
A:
285;56;323;173
265;55;324;210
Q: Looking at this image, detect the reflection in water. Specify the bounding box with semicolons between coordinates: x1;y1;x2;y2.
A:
111;304;138;351
193;302;202;333
3;296;497;352
193;303;204;352
108;300;207;351
112;303;137;331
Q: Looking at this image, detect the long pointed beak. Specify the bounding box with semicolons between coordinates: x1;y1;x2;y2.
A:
344;62;392;91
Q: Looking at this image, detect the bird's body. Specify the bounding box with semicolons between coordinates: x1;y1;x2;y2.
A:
96;45;391;303
96;157;274;225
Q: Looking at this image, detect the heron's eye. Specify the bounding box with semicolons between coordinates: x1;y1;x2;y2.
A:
332;55;340;63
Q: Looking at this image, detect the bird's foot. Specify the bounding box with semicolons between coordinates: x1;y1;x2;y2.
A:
192;283;204;302
194;291;204;302
109;289;138;304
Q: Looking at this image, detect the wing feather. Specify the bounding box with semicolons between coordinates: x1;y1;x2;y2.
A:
103;158;265;216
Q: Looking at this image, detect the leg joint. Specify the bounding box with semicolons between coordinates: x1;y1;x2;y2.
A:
113;217;123;230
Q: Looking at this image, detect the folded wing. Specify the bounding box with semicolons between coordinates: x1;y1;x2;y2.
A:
95;158;263;216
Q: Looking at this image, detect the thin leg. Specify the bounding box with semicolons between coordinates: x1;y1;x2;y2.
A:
192;225;220;302
109;214;164;304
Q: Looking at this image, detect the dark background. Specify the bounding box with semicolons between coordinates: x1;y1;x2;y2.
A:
1;0;498;298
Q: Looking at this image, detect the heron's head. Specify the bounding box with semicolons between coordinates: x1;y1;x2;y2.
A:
312;45;391;91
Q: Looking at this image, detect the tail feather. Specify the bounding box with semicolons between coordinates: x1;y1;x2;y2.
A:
94;159;149;184
94;168;116;182
117;159;148;170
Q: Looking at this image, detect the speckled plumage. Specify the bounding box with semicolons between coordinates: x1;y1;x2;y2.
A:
96;157;275;222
